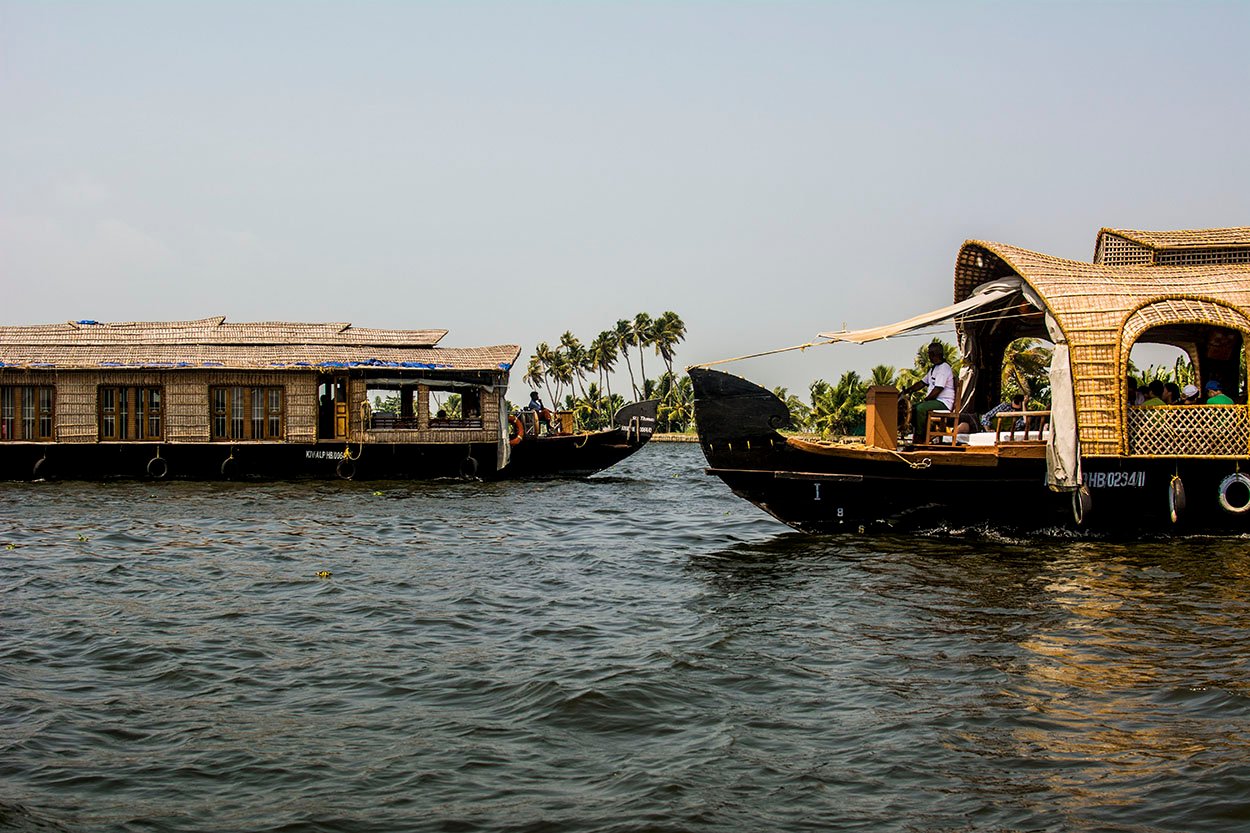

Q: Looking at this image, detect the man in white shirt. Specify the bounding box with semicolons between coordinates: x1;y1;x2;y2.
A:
902;342;955;436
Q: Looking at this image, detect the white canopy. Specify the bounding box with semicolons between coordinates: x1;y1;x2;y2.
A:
816;279;1023;343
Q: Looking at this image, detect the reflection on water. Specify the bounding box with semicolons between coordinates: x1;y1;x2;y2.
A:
2;445;1249;832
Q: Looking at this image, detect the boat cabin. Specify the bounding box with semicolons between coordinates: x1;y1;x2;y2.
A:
839;226;1250;486
0;317;520;479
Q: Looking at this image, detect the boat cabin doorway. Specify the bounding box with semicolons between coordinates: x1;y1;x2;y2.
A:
318;374;348;440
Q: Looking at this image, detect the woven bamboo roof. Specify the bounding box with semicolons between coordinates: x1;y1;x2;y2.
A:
1096;227;1250;252
954;240;1250;455
0;317;449;347
0;318;520;372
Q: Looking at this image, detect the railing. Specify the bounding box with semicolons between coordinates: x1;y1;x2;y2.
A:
368;414;484;431
993;410;1051;444
1126;404;1250;457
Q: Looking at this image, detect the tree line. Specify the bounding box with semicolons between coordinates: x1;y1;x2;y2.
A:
523;311;692;432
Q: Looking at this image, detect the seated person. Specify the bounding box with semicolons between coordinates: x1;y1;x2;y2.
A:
525;390;553;432
981;394;1025;432
1205;380;1234;404
1163;382;1182;405
1182;383;1201;404
1139;380;1166;407
900;343;955;436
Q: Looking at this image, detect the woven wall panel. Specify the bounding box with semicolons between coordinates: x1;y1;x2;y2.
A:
1096;236;1153;266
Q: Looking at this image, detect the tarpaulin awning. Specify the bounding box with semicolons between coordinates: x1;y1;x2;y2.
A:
816;279;1023;344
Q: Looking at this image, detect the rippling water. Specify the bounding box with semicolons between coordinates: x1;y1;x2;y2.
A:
3;444;1249;832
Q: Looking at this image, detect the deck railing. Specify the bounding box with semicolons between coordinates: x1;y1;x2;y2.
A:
992;410;1051;444
1126;404;1250;457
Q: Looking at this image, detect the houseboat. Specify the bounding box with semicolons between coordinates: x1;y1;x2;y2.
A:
691;226;1250;534
0;318;522;480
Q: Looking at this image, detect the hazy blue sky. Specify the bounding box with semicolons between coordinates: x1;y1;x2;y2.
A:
3;1;1248;399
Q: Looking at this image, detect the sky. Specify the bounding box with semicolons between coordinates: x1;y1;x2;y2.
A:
3;0;1248;401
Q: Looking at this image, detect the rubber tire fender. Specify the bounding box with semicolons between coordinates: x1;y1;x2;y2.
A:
1072;487;1092;527
336;458;356;480
147;457;169;479
1217;472;1250;514
1168;476;1186;524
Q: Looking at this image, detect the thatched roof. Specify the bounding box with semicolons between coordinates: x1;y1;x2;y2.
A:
0;317;520;373
1094;227;1250;267
954;241;1250;455
1097;227;1250;252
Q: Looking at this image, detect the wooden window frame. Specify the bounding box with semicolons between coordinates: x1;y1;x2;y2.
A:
210;385;284;441
0;385;56;441
98;385;162;441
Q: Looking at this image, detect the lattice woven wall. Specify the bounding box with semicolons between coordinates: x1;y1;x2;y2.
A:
1126;406;1250;457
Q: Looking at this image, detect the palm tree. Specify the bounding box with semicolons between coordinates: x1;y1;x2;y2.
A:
559;331;589;401
548;349;575;405
659;375;695;432
530;342;558;408
652;311;687;382
631;312;654;396
809;371;866;437
772;385;810;430
614;319;638;400
588;331;619;420
1000;338;1051;399
869;364;898;388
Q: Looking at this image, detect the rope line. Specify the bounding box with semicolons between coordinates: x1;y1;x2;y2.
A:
694;307;1046;369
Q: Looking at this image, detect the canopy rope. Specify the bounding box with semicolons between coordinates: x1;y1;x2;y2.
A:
692;307;1045;369
692;339;835;368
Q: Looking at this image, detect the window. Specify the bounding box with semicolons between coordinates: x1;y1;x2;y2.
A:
1;386;55;440
211;386;284;440
98;386;162;440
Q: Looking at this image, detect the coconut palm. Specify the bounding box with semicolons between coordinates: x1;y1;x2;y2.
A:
809;371;866;437
1000;338;1051;399
772;385;811;430
658;375;695;432
559;331;590;400
588;331;619;420
631;312;654;395
548;349;575;405
652;311;687;381
614;319;638;400
869;364;898;388
530;342;558;408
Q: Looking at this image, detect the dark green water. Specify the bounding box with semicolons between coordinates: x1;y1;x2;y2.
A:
2;444;1249;832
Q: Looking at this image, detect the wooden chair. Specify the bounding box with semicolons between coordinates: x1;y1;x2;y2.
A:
920;379;963;447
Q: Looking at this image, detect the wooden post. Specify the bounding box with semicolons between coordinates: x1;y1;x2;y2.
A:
865;386;899;450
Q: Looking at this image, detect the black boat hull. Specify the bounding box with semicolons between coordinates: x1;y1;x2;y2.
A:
690;366;1250;534
496;399;658;479
2;440;500;482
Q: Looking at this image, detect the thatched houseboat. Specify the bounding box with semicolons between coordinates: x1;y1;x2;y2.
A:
0;318;522;480
691;226;1250;533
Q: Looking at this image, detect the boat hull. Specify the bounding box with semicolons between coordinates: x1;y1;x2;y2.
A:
690;366;1250;534
495;399;658;479
1;441;501;482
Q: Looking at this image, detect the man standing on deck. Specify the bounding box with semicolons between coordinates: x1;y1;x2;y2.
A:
902;342;955;437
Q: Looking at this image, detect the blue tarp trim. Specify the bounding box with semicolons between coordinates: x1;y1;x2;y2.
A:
76;320;100;325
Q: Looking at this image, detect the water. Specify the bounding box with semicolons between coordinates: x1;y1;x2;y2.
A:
2;444;1249;832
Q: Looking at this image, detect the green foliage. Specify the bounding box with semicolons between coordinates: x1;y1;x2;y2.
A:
1001;338;1053;405
524;311;688;431
772;386;811;431
809;371;866;437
